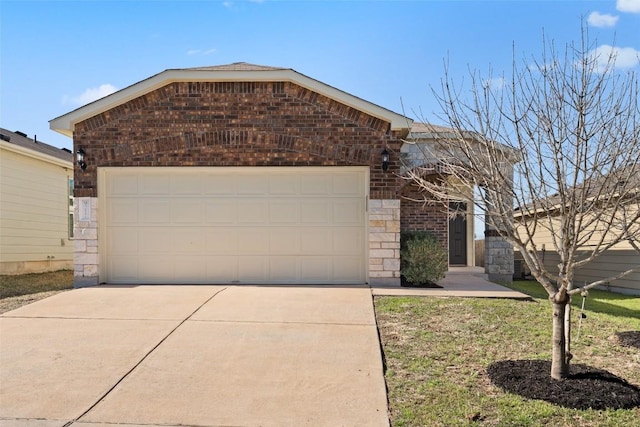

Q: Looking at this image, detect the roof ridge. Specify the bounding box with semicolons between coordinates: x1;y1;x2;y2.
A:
177;62;289;72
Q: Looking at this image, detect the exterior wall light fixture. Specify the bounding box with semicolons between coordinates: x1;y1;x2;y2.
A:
381;148;390;171
77;148;87;170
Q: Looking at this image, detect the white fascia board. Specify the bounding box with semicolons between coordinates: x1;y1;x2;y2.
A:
0;140;73;170
50;68;412;136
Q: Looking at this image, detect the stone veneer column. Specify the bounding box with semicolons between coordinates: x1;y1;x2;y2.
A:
368;199;401;286
74;197;99;287
484;230;514;284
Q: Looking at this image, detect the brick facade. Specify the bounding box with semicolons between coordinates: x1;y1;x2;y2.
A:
73;81;404;198
70;79;408;286
400;183;448;247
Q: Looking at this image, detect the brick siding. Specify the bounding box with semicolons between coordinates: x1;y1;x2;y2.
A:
400;183;448;247
73;81;404;198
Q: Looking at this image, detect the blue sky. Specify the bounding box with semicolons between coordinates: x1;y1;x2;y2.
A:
1;0;639;151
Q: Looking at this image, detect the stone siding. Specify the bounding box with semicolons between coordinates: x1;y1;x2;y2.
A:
368;199;401;285
73;197;99;287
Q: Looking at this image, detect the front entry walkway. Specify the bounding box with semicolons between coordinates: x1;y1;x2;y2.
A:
0;285;389;427
371;266;530;299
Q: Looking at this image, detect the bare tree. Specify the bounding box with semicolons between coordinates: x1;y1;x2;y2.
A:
404;30;640;380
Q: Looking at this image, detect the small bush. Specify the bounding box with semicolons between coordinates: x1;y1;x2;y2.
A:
401;232;448;284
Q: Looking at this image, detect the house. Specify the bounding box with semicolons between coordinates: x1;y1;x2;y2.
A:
50;63;511;287
513;166;640;295
0;128;74;274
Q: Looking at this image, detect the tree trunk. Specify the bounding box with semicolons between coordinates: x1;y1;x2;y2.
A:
551;291;571;380
564;301;573;366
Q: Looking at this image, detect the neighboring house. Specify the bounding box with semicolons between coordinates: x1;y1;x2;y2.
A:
513;167;640;295
0;128;74;274
50;63;511;287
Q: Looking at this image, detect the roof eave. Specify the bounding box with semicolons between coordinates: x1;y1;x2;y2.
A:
0;140;73;169
50;68;412;137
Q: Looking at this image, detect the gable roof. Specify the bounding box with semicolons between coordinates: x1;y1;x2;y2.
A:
0;128;73;166
50;62;412;137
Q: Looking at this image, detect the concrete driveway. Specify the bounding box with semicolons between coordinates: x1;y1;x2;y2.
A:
0;285;388;427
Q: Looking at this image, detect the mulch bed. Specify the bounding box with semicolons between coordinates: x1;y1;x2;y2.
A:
617;331;640;349
400;275;443;288
487;360;640;410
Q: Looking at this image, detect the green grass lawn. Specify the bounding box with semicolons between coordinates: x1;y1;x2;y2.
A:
375;282;640;426
0;270;73;299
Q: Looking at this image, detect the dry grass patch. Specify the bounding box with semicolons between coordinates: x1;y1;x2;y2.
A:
0;270;73;313
375;293;640;426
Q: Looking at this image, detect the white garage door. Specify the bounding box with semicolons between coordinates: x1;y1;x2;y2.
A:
100;167;367;284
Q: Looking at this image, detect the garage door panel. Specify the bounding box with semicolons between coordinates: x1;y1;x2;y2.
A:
300;257;332;282
174;256;206;281
203;175;237;195
108;256;138;282
237;200;269;224
172;200;202;224
269;175;298;194
269;200;300;223
138;256;174;280
300;229;331;255
333;200;363;224
141;200;171;223
334;257;364;282
301;201;331;224
104;167;367;284
141;174;170;195
206;257;237;282
333;173;363;196
108;174;138;196
300;174;330;195
109;200;139;225
270;229;300;254
237;257;268;282
140;228;173;253
333;228;364;254
238;229;269;253
269;257;299;282
206;229;238;252
109;229;138;253
174;230;205;253
237;175;268;195
171;174;202;195
205;200;237;224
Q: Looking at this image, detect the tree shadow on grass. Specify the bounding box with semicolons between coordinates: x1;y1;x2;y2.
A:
487;360;640;410
617;331;640;349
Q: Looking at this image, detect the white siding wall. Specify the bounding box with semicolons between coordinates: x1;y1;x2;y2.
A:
0;148;73;273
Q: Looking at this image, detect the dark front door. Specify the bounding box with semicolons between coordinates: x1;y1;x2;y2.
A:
449;202;467;265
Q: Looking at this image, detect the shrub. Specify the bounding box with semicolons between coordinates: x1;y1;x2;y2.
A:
401;232;448;284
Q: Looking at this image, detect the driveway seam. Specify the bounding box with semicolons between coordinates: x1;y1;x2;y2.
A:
63;286;228;427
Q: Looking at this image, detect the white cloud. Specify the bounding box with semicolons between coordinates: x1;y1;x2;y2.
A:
187;48;217;56
590;45;640;72
587;11;619;27
63;84;118;106
617;0;640;13
483;77;506;91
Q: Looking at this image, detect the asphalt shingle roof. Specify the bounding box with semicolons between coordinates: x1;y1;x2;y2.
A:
0;128;73;163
